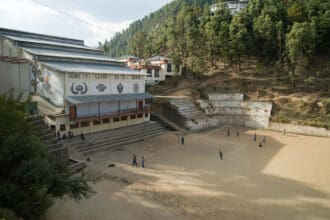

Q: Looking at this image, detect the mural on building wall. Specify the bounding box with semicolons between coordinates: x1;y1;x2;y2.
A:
37;68;53;95
117;83;124;93
71;82;88;95
91;82;110;94
133;83;139;93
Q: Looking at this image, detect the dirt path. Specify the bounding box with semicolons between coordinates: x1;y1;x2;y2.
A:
46;128;330;220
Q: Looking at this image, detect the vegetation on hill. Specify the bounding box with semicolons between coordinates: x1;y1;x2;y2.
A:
0;94;94;220
101;0;329;75
100;0;330;128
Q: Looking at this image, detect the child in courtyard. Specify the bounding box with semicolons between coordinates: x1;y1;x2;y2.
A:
132;154;138;167
141;156;145;168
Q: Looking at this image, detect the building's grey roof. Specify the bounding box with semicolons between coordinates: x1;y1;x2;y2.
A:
3;35;100;51
146;55;170;62
42;61;145;75
22;47;119;62
0;27;83;45
65;93;153;104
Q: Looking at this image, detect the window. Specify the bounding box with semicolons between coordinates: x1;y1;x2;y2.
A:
130;115;136;119
93;120;101;125
113;117;120;122
60;124;66;131
121;116;127;121
102;118;110;124
155;69;160;78
115;75;119;79
167;63;172;72
70;123;80;129
145;113;148;117
146;69;152;78
137;114;143;118
81;121;89;127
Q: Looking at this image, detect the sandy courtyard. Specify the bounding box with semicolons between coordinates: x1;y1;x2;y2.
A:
47;127;330;220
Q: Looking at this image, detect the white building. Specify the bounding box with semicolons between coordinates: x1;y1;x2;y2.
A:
143;55;182;85
0;28;152;136
210;0;248;15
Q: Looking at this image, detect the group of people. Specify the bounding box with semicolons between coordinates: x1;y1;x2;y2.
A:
132;154;145;168
253;132;267;148
219;128;268;160
226;128;239;137
57;130;74;140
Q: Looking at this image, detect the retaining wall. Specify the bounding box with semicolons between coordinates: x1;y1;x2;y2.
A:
197;96;272;128
208;93;244;101
268;122;330;138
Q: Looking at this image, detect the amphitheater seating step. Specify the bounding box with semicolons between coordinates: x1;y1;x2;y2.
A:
68;121;168;155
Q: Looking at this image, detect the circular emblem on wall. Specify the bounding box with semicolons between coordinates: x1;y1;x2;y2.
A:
71;82;88;95
133;83;140;93
117;83;124;93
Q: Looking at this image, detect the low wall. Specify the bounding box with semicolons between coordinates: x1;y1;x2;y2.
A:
268;123;330;138
197;98;272;129
208;93;244;101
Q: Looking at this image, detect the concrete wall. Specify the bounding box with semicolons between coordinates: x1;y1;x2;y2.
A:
0;61;32;96
208;93;244;101
268;122;330;138
197;96;272;129
0;37;33;96
191;94;271;129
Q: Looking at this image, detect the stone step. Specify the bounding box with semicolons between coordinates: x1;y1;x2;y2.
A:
78;127;166;152
70;122;163;146
75;125;165;150
81;130;167;155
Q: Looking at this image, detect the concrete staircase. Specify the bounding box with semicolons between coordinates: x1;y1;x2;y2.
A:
27;115;68;162
69;121;168;155
170;98;206;120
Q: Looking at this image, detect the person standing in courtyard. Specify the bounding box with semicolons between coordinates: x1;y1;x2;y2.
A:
263;136;266;144
219;150;223;160
132;154;138;167
57;130;60;139
81;132;85;140
254;132;257;141
181;136;185;145
141;156;145;168
236;130;239;137
227;129;231;136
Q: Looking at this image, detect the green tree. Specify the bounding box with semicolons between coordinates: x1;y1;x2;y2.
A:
229;14;248;65
0;95;94;220
286;22;317;70
129;31;147;58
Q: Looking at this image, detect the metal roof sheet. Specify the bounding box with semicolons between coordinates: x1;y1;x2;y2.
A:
65;93;153;104
42;61;145;75
22;47;119;62
3;35;100;51
0;27;83;45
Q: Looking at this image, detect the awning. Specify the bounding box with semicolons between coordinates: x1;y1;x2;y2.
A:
65;93;153;104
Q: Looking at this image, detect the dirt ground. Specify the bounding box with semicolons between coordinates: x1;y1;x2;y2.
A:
46;127;330;220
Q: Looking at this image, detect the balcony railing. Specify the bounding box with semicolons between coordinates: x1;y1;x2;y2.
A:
72;106;150;122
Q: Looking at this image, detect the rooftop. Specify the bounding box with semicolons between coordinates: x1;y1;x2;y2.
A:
42;61;144;75
65;93;153;104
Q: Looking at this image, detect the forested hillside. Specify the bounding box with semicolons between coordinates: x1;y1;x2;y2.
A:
101;0;329;77
100;0;218;58
99;0;330;128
